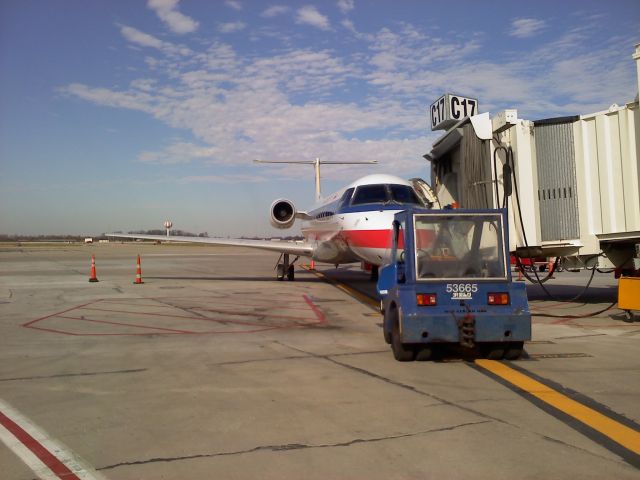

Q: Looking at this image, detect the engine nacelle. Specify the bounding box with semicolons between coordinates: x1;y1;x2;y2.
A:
270;198;296;229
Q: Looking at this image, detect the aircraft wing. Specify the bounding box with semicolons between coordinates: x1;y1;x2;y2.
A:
105;233;314;257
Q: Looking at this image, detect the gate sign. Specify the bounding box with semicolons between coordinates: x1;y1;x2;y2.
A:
429;94;479;131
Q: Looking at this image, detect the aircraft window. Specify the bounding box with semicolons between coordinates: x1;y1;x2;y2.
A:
351;184;388;205
339;188;355;208
389;185;423;205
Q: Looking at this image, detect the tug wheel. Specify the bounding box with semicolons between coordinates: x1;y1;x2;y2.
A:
415;347;433;361
390;311;415;362
481;343;505;360
504;342;524;360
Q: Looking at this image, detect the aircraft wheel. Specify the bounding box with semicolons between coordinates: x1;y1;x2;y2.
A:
276;264;285;281
390;311;415;362
370;266;379;281
504;342;524;360
287;265;295;281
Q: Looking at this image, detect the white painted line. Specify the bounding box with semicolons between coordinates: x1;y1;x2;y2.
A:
0;423;59;480
0;398;107;480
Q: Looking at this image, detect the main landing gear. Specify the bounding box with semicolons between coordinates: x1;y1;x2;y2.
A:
275;253;299;281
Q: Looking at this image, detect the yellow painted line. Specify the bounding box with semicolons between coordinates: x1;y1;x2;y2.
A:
476;359;640;454
300;265;380;310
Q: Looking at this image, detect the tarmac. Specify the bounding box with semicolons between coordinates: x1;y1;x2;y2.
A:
0;242;639;479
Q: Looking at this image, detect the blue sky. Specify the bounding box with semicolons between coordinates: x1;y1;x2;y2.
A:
0;0;638;236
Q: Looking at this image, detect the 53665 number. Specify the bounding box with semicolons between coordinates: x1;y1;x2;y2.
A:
446;283;478;299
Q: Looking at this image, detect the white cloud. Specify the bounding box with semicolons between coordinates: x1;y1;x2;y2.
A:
261;5;289;17
296;6;330;30
120;25;164;49
337;0;354;14
219;21;246;33
341;18;373;41
119;25;191;56
138;142;218;164
179;174;266;184
225;0;242;11
147;0;199;34
66;20;637;184
509;18;546;38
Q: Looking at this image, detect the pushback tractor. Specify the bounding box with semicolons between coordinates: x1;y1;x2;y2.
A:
377;207;531;361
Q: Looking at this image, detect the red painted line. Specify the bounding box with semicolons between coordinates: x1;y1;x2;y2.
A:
25;322;309;336
0;410;81;480
21;300;100;328
26;314;303;336
56;315;196;334
303;294;328;325
81;305;317;323
22;325;81;336
99;299;314;311
23;295;326;336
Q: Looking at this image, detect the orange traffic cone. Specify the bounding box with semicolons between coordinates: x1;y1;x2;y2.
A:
310;260;316;270
89;255;99;282
133;255;143;284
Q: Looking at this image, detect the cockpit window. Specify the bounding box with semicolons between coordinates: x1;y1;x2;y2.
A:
338;188;355;208
351;184;388;205
350;184;424;206
389;185;422;205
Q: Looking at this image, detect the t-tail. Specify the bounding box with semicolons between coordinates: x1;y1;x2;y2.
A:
254;158;378;203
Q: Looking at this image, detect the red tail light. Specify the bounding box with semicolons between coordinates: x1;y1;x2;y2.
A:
488;293;510;305
417;293;437;306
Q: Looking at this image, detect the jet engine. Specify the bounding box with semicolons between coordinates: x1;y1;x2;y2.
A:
270;198;296;229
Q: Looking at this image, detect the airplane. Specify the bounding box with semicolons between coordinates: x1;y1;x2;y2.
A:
107;159;437;281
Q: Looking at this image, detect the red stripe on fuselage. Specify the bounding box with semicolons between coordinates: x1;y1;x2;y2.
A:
340;229;394;249
337;229;434;249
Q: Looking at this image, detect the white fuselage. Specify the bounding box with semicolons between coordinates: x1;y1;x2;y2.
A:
299;174;422;266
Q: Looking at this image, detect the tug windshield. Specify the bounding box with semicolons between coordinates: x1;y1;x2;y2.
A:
413;213;507;281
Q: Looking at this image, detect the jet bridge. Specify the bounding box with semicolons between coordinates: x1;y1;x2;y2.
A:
424;44;640;274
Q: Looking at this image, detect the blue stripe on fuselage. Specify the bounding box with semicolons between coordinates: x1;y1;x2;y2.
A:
307;202;419;219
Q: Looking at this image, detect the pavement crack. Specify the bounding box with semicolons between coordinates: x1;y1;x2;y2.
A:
540;434;637;467
0;368;147;382
274;341;510;425
209;350;388;368
153;299;209;318
97;421;490;471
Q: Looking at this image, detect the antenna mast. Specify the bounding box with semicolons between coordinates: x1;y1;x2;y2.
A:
254;158;378;202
